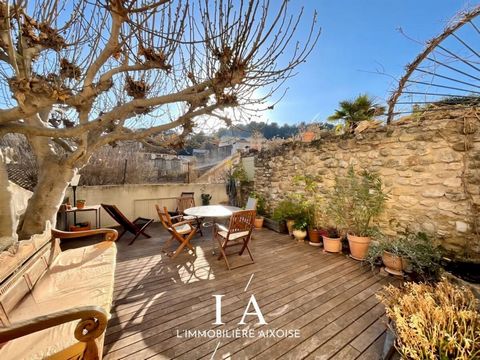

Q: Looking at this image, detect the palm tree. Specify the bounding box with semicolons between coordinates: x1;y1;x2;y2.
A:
328;94;386;133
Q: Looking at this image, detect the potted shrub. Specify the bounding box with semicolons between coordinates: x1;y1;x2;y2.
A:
366;235;407;276
378;279;480;359
272;198;299;236
292;175;326;246
251;193;267;229
327;167;389;260
366;231;442;280
322;227;342;253
292;217;308;242
76;199;86;209
201;193;212;205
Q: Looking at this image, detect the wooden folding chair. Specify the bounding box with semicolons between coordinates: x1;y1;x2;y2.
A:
101;204;153;245
214;210;256;270
176;196;204;236
156;205;197;258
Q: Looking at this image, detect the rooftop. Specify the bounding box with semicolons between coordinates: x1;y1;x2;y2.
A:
64;224;394;359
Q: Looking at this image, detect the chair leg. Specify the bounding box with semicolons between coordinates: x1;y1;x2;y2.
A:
161;235;176;253
196;218;203;237
128;232;142;246
216;237;231;270
171;231;196;259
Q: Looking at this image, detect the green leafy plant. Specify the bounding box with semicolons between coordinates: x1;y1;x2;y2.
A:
327;94;385;133
378;279;480;359
365;231;442;280
201;193;212;205
250;192;267;216
272;196;311;223
326;167;389;237
293;217;309;231
292;174;325;229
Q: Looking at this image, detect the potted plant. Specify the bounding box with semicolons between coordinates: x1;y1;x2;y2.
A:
251;193;267;229
201;193;212;205
292;217;308;242
291;175;326;246
366;235;407;276
366;231;442;280
272;198;299;236
76;199;86;209
378;280;480;359
322;227;342;253
327;167;389;260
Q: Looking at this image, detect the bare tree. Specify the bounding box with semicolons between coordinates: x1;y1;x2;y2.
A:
0;0;320;238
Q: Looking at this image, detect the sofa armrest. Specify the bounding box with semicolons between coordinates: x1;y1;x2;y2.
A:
0;305;108;344
52;228;118;242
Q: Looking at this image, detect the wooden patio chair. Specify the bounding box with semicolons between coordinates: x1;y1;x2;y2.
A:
156;205;197;258
176;196;204;236
101;204;153;245
214;210;256;270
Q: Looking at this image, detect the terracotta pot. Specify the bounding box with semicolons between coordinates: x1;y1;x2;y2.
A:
323;236;342;253
292;229;307;242
254;217;264;229
76;200;86;209
347;234;371;260
308;228;323;246
382;250;405;276
286;219;295;236
301;131;316;143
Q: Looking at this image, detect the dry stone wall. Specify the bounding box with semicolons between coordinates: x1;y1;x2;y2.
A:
253;108;480;259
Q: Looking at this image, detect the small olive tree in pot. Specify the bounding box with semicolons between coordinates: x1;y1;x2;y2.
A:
327;167;389;260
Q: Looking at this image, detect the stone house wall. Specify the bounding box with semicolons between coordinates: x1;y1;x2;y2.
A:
253;108;480;259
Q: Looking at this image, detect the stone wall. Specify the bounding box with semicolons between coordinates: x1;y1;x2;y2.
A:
253;107;480;259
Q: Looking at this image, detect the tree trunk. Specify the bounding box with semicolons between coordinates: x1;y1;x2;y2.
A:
18;160;74;239
0;154;17;250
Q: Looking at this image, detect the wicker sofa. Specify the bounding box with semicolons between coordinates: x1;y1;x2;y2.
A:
0;222;118;360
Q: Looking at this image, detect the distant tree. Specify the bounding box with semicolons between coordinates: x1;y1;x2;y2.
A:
328;94;385;133
0;0;320;239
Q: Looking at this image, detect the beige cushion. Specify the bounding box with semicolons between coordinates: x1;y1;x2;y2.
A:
0;241;116;360
218;230;250;241
170;223;192;235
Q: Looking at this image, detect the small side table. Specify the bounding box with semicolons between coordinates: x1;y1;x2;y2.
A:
64;205;101;230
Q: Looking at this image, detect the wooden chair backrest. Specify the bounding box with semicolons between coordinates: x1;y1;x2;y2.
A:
177;197;195;213
245;197;257;210
226;210;256;237
180;192;195;198
155;205;173;229
102;204;137;233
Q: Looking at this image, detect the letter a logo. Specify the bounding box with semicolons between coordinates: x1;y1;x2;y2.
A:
239;295;267;325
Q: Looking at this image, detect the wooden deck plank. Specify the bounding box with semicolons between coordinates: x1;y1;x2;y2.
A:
59;225;392;360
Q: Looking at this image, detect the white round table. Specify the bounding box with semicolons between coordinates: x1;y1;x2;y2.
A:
184;205;241;218
184;205;241;254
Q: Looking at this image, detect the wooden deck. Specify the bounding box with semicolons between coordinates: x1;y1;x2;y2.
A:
66;223;393;359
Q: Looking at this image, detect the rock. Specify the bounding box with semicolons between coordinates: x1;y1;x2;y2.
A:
398;195;419;207
422;188;445;198
443;177;462;187
456;221;469;233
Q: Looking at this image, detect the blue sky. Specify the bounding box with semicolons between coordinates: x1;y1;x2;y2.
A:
267;0;476;125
